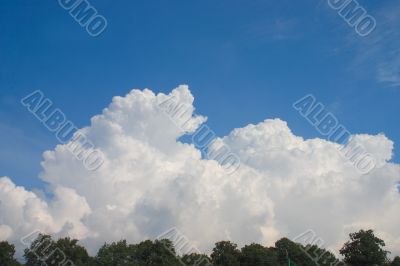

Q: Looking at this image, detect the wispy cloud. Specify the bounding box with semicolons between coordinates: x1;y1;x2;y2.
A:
244;17;301;42
372;3;400;87
347;1;400;88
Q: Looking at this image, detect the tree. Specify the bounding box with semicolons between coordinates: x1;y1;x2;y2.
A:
24;234;93;266
340;229;389;266
239;243;278;266
275;237;314;265
0;241;20;266
391;256;400;266
96;240;137;265
96;239;181;265
132;239;181;265
55;237;93;265
211;241;240;266
303;244;343;266
181;253;211;266
24;234;54;266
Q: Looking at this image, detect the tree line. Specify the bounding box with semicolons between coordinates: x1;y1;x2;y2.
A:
1;229;399;265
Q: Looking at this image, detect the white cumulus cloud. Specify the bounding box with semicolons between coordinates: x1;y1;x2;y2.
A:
0;85;399;258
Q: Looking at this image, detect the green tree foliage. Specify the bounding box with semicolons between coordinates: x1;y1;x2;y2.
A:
302;244;344;266
390;256;400;266
211;241;241;266
181;253;211;266
96;239;181;265
239;243;278;266
24;234;53;266
4;228;400;265
96;240;137;265
274;238;346;266
55;237;93;265
340;229;389;266
0;241;21;266
275;237;314;265
24;234;92;266
132;239;181;265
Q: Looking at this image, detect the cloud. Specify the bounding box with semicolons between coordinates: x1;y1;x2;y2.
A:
346;1;400;88
0;85;399;258
374;3;400;87
244;17;301;42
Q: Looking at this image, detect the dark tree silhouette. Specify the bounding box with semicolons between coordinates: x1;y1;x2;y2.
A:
181;253;211;266
55;237;93;265
275;237;314;265
96;240;137;265
391;256;400;266
2;228;399;265
340;229;389;266
211;241;241;266
239;243;278;266
0;241;21;266
24;234;93;266
132;239;181;265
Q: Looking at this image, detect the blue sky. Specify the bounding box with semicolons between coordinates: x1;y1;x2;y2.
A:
0;0;399;189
